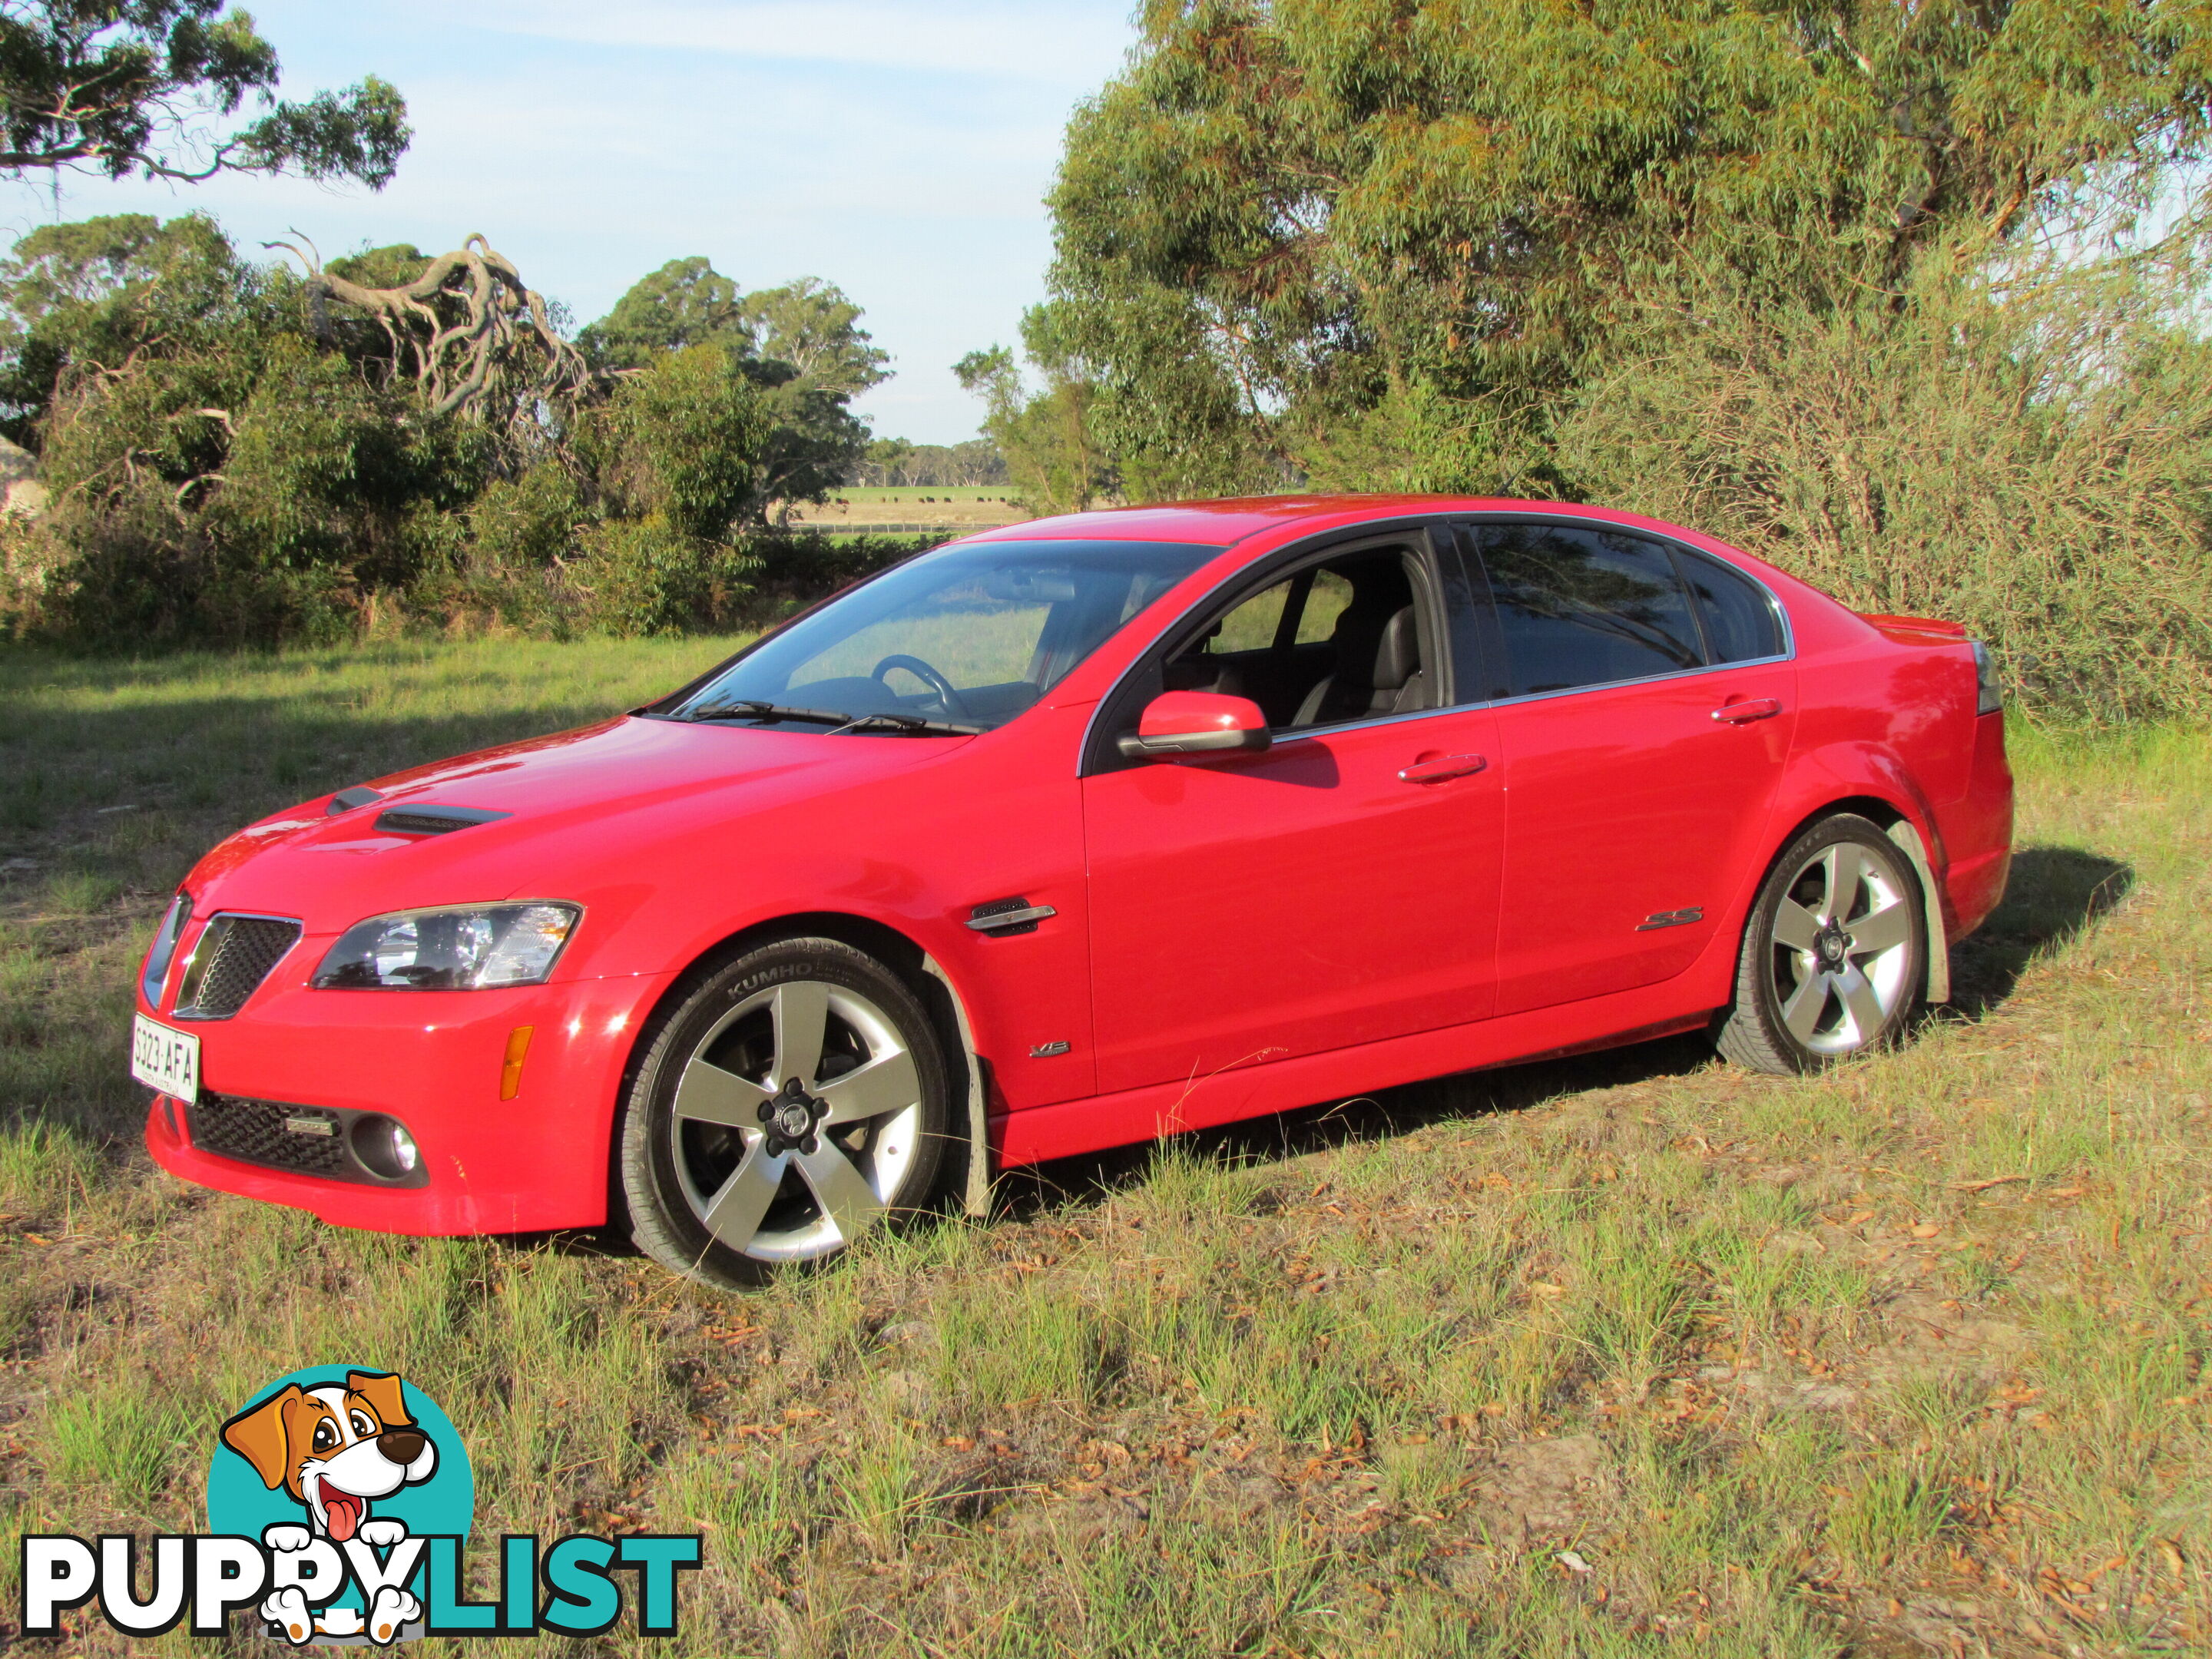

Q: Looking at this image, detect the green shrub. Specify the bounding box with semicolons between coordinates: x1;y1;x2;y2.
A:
1555;250;2212;721
469;460;581;568
594;340;773;541
571;517;758;637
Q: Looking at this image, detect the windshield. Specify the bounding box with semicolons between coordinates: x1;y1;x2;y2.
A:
669;539;1221;733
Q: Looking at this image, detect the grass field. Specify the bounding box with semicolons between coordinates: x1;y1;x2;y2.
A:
790;486;1028;534
1;639;2207;1657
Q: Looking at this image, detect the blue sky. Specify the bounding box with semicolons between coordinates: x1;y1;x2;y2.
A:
0;1;1141;445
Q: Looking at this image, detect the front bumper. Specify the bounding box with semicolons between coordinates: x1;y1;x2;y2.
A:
143;971;676;1235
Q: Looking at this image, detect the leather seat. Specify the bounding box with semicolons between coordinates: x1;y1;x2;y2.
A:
1293;604;1428;727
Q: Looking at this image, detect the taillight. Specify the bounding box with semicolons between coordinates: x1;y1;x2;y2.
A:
141;891;192;1007
1970;641;2002;716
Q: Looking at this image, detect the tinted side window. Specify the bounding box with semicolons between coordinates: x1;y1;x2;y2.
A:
1677;549;1783;663
1479;525;1704;695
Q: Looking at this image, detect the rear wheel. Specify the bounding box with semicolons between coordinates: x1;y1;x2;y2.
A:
1716;814;1926;1075
618;937;953;1289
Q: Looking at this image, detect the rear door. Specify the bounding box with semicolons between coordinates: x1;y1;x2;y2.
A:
1458;520;1797;1015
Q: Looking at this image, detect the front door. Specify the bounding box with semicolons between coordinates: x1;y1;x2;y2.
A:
1083;536;1505;1095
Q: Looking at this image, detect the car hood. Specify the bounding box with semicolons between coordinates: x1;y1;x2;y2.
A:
183;714;963;935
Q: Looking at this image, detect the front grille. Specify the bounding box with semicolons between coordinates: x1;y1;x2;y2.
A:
190;1094;352;1178
174;916;301;1019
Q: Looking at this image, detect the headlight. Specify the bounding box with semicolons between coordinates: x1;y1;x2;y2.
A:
141;891;192;1006
1970;640;2003;716
312;902;580;990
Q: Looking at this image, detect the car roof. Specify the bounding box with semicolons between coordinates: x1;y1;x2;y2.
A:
957;494;1855;646
963;494;1683;548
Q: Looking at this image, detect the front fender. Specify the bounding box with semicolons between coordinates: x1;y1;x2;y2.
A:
551;704;1101;1122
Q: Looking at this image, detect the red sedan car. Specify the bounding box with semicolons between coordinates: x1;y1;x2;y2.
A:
134;497;2012;1286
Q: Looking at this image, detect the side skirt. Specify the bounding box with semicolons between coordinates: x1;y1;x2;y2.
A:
992;980;1720;1169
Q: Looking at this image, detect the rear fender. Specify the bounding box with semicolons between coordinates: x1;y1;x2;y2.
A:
1767;740;1952;1002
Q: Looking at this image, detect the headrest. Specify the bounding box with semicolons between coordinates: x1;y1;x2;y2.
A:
1372;606;1419;689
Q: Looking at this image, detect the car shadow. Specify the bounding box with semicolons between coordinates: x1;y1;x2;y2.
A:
999;839;2137;1220
1940;843;2133;1019
993;1031;1720;1220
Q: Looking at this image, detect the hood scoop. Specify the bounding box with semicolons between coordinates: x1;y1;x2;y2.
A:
373;804;512;836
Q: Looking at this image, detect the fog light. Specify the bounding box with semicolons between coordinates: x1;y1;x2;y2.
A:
350;1114;421;1181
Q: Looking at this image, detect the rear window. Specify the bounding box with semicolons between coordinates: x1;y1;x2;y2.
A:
1678;549;1785;663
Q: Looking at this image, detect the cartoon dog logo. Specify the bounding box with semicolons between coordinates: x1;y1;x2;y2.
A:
220;1369;437;1643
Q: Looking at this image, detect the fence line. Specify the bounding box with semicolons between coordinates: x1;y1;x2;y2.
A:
796;521;1025;536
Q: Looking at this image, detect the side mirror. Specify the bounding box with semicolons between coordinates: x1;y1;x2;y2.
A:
1117;691;1272;760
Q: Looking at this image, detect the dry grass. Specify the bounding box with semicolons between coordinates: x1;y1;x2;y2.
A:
0;637;2206;1657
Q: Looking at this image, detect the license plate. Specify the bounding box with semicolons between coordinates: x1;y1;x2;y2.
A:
131;1014;200;1104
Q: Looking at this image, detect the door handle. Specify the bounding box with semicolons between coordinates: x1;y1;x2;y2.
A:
1399;753;1488;784
1710;697;1782;724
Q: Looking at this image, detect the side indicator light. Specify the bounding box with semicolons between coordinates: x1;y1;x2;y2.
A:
501;1025;535;1101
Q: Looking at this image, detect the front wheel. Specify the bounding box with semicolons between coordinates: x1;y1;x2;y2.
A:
617;937;955;1289
1715;814;1927;1075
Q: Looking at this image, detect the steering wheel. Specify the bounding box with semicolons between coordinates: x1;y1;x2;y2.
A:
869;654;973;719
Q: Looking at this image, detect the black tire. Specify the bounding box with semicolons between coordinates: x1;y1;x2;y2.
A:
1715;813;1928;1075
617;936;954;1290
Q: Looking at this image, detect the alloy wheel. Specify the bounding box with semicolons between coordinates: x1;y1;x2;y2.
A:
1764;839;1917;1056
668;977;925;1263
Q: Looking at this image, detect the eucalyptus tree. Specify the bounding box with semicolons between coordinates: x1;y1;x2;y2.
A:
955;303;1112;513
1045;0;2212;491
0;0;407;185
582;258;889;522
577;257;744;370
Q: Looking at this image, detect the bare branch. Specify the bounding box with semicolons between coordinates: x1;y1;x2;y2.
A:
173;472;224;515
273;235;594;422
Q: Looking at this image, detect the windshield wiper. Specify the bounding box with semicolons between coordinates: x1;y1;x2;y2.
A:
681;700;849;726
680;700;981;736
824;712;985;737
